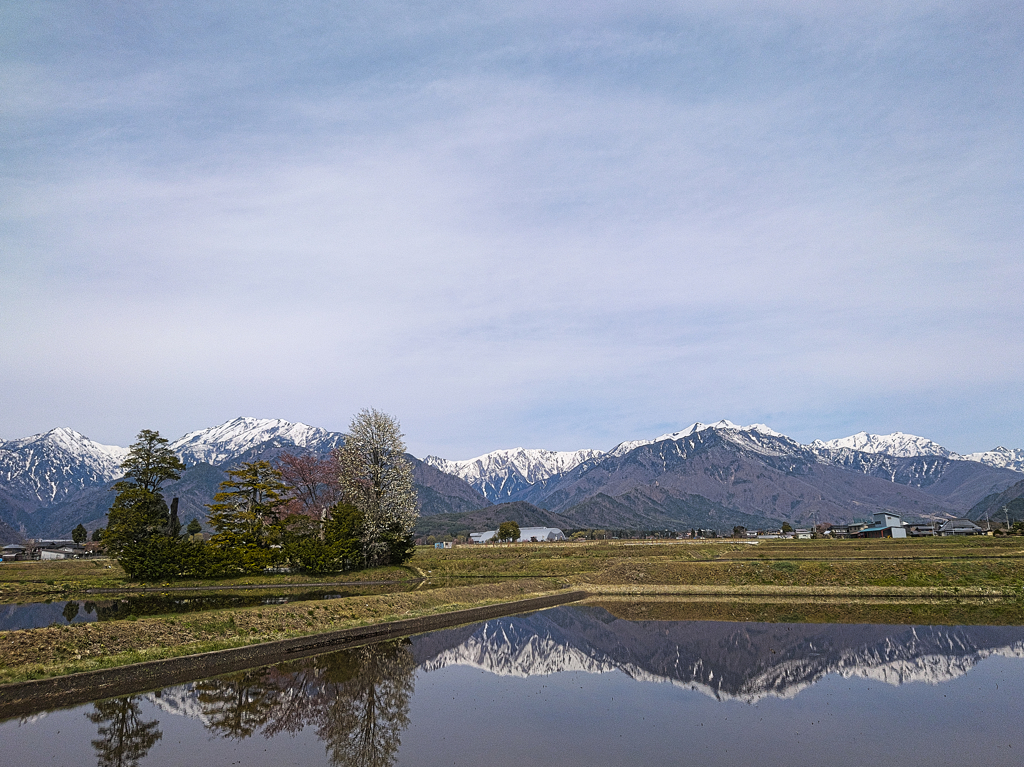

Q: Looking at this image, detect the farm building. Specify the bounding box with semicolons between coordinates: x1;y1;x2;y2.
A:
470;527;567;544
855;512;907;539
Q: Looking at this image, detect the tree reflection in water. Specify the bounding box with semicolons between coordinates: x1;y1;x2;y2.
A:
195;666;288;739
86;697;162;767
193;639;415;767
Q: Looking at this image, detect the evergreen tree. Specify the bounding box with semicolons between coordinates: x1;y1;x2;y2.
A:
105;430;185;580
186;518;202;536
207;460;290;573
336;409;418;567
284;501;365;575
497;521;521;543
72;523;88;544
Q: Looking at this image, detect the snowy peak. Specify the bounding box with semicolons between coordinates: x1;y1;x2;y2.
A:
654;420;785;442
2;427;129;466
811;431;958;459
0;428;129;506
962;446;1024;473
607;420;789;458
424;447;603;502
426;447;604;482
169;417;342;466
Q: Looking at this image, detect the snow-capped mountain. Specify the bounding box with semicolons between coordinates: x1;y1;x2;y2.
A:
170;417;344;466
0;428;128;506
423;447;603;502
963;446;1024;473
430;422;797;502
811;431;958;459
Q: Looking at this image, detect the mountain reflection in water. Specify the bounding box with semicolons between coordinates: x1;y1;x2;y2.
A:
409;605;1024;701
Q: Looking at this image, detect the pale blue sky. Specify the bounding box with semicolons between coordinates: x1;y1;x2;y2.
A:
2;1;1022;458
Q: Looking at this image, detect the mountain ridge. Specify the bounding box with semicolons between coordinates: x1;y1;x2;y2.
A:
2;417;1022;541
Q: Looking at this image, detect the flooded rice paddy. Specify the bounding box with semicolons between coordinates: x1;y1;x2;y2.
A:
3;604;1023;766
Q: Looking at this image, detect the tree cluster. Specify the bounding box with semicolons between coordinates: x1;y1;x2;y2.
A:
103;410;419;581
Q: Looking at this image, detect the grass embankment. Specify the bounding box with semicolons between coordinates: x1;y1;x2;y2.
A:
0;577;566;685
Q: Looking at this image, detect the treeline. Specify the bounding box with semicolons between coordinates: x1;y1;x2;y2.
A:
101;409;419;581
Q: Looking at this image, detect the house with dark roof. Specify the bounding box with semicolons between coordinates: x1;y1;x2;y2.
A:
1;544;29;562
938;518;984;536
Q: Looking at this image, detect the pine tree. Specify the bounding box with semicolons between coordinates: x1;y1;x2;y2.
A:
336;409;418;567
72;523;88;544
207;460;290;573
105;429;186;580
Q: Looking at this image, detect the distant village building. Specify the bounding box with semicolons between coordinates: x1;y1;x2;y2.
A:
855;512;907;539
938;518;984;536
831;522;869;539
39;544;86;560
469;527;566;544
1;544;28;562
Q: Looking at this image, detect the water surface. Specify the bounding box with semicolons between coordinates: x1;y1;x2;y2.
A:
3;605;1022;766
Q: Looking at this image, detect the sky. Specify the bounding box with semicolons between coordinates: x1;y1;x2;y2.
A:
2;1;1022;459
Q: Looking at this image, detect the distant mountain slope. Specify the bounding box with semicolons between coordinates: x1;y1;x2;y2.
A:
967;478;1024;523
559;488;781;532
0;428;128;508
409;457;490;517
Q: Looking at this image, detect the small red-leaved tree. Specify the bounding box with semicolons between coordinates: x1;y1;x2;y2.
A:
278;453;344;520
278;452;361;573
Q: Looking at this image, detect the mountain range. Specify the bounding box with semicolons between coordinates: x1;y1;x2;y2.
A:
2;417;1022;542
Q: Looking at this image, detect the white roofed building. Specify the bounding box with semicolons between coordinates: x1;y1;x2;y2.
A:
470;527;566;544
